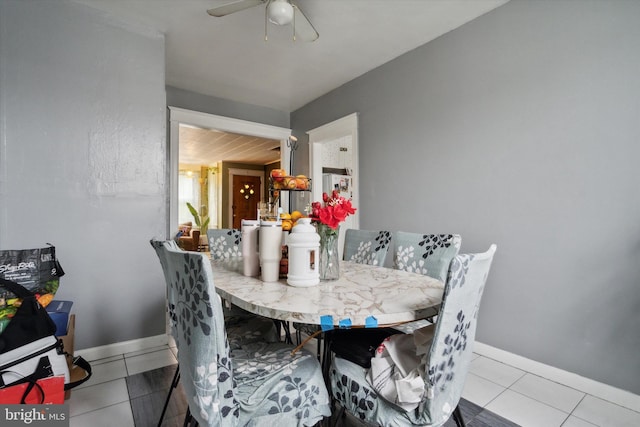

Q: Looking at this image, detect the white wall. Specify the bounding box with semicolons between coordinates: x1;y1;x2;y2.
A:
292;0;640;394
0;0;167;348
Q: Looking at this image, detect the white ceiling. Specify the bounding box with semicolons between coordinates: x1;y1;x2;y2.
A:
179;124;280;167
73;0;509;113
73;0;509;166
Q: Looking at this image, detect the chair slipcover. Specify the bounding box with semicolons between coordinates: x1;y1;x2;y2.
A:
163;246;330;426
392;233;461;334
150;239;184;341
394;232;461;282
330;245;496;426
343;229;393;266
207;229;242;260
150;240;278;349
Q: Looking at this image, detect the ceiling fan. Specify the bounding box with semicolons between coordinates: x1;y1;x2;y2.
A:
207;0;319;42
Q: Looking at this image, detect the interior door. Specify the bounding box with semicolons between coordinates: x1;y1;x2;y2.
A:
232;175;261;229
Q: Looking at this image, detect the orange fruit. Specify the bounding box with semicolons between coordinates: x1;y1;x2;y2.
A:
284;177;297;189
295;178;308;190
291;211;303;221
270;169;287;182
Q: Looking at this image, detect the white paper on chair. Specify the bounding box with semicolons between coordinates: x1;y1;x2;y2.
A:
366;332;430;411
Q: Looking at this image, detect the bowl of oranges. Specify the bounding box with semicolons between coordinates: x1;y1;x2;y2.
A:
270;169;311;191
280;210;306;231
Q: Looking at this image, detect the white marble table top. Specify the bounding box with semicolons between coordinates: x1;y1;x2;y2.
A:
211;258;444;327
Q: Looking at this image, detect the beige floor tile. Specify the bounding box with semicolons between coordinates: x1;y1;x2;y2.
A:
124;344;173;358
510;373;585;413
561;415;598;427
486;389;569;427
572;395;640;427
70;401;134;427
469;355;526;388
125;348;177;376
69;378;129;417
462;372;506;407
75;358;128;390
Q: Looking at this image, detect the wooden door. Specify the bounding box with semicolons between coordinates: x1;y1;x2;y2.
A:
232;175;261;229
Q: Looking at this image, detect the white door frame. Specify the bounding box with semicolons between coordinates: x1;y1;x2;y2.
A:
168;107;292;236
307;113;360;230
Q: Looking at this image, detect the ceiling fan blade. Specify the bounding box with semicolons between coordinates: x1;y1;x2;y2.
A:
207;0;265;17
292;4;319;42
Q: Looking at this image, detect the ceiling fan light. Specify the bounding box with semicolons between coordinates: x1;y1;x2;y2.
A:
267;0;294;26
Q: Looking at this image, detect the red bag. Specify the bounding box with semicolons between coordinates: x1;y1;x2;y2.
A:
0;375;65;404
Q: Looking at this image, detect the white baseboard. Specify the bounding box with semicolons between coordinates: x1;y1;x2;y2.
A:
75;334;170;362
474;341;640;413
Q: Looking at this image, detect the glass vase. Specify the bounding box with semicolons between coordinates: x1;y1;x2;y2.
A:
317;223;340;280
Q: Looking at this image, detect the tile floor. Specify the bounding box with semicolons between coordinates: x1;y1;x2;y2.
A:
68;342;640;427
123;363;516;427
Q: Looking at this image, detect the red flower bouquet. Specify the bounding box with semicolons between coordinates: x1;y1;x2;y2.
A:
310;190;357;230
309;190;356;280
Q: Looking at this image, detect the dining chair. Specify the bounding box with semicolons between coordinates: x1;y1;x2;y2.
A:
150;239;279;426
391;232;462;334
161;244;331;426
294;229;393;355
150;239;181;340
394;232;462;281
207;229;242;260
329;244;497;427
151;239;279;348
343;228;393;266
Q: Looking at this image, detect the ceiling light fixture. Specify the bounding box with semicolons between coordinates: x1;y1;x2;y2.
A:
208;0;318;42
267;0;293;25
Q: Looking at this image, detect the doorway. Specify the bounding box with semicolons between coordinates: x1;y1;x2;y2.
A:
308;113;360;259
168;107;292;236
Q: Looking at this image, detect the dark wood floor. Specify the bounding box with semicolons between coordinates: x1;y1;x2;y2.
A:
126;363;520;427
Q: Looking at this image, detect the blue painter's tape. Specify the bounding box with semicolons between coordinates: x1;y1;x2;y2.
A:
365;316;378;328
339;318;352;329
320;315;334;331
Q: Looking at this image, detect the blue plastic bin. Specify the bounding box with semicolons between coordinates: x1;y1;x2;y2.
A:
46;300;73;336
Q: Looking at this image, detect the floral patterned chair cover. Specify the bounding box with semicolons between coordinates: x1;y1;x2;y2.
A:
150;239;183;341
162;245;331;426
207;229;242;260
343;229;393;266
392;233;462;334
150;240;278;349
329;245;496;426
151;240;281;426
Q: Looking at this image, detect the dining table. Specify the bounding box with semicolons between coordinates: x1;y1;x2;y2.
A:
211;257;445;382
210;258;444;330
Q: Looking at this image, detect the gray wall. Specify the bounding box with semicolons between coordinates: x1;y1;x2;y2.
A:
167;86;290;129
291;0;640;394
0;0;167;348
